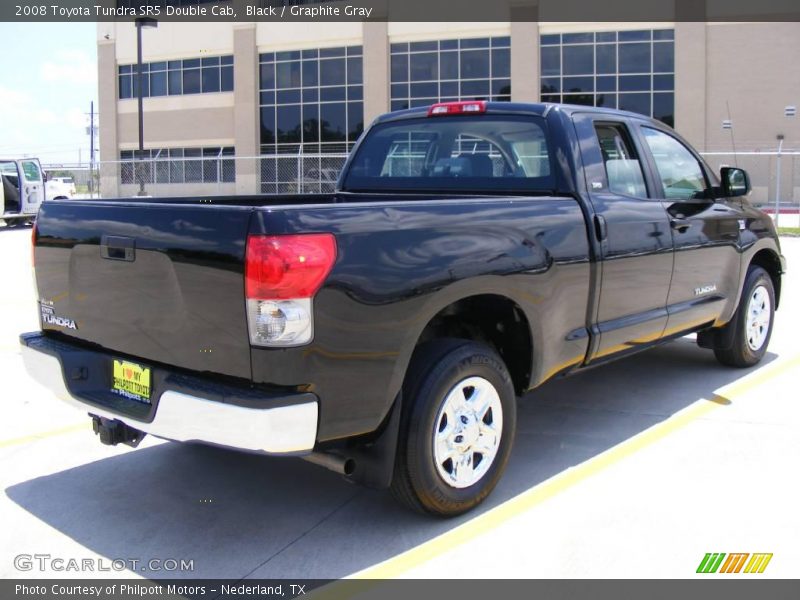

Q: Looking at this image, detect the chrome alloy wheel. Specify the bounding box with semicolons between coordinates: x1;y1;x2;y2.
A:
432;376;503;489
745;285;771;352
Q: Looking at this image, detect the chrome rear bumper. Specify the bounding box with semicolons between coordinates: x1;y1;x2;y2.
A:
20;333;318;454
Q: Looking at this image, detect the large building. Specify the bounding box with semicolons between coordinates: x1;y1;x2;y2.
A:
97;19;800;202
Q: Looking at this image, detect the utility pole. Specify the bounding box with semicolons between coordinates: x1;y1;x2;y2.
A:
774;134;784;228
775;106;797;228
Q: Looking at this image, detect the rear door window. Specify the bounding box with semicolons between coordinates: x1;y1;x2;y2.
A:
594;123;648;198
343;115;554;193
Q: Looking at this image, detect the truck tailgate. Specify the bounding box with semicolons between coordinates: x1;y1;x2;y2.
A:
33;200;253;380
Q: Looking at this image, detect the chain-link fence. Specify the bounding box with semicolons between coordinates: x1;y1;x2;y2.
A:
258;154;348;194
82;153;348;198
38;166;99;198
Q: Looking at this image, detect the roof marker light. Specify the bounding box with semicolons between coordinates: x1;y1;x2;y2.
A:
427;101;487;117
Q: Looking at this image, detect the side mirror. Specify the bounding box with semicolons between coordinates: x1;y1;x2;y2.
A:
42;171;48;182
720;167;750;197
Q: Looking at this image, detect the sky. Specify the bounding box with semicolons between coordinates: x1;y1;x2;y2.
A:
0;23;98;165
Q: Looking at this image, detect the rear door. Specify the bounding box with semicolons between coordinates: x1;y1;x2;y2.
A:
573;114;674;361
34;200;254;379
636;125;742;335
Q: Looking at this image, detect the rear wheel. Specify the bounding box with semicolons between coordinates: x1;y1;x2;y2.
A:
390;339;516;516
713;265;775;368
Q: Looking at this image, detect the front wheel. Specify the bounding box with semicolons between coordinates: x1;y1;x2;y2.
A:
390;339;517;516
713;265;775;368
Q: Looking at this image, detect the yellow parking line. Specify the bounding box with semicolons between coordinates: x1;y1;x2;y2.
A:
0;423;89;449
352;354;800;579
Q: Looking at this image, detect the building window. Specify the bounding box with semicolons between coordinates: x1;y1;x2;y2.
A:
119;147;235;184
118;55;233;99
390;36;511;112
258;45;364;154
540;29;674;126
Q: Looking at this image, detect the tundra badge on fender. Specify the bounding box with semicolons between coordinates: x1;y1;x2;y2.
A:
694;284;717;296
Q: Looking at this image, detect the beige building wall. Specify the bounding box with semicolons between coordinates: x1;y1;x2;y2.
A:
704;23;800;152
510;20;539;103
673;22;706;150
97;39;119;197
99;21;236;62
363;21;390;125
233;24;259;194
701;23;800;204
705;23;800;151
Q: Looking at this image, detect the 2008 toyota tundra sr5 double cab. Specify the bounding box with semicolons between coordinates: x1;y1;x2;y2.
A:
21;102;785;516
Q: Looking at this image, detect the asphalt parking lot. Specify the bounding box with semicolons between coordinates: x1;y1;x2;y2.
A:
1;225;798;579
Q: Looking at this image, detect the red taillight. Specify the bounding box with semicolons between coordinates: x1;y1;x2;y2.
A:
428;101;487;116
245;233;337;300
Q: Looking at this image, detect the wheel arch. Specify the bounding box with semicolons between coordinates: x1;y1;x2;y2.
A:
339;293;534;491
749;248;782;308
408;293;534;396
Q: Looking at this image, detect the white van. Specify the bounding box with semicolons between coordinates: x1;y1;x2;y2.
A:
1;157;44;226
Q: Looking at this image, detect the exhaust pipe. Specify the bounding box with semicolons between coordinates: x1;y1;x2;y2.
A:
302;452;356;476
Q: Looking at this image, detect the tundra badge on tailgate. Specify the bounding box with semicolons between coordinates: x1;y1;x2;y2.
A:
39;300;77;330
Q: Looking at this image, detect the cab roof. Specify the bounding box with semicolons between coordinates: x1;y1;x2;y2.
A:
373;101;664;127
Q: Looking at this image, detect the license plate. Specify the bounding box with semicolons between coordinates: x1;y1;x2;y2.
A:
112;360;151;403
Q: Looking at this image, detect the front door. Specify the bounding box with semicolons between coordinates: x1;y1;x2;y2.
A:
573;114;674;361
636;126;742;336
20;159;44;214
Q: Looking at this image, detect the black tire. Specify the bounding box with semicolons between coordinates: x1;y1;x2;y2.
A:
713;265;775;368
390;338;517;517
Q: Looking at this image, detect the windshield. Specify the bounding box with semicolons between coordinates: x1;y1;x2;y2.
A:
342;115;554;193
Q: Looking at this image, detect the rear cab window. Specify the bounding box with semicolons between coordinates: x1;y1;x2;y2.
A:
342;115;554;193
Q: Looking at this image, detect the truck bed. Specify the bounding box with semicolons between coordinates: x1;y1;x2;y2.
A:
33;192;590;441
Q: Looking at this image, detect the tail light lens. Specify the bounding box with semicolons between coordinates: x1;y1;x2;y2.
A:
245;233;336;347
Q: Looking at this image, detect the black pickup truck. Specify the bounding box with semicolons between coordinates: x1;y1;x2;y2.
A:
21;102;785;516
